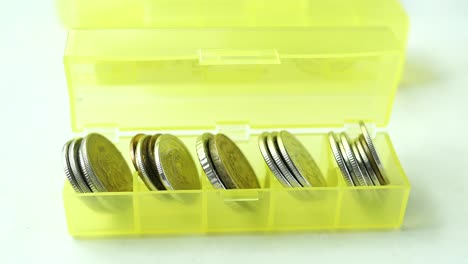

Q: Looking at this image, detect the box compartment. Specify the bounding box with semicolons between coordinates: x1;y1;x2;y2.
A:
63;132;410;236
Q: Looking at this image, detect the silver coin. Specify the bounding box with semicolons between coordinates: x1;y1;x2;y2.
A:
68;138;92;192
339;133;372;186
355;139;380;186
196;133;226;189
79;133;133;192
277;131;326;187
351;140;375;186
154;134;201;190
359;121;389;185
135;135;165;191
266;132;302;187
258;132;292;188
62;140;83;193
328;132;354;186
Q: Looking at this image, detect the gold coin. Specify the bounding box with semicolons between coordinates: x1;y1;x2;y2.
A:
209;134;260;189
135;135;166;191
154;134;201;190
79;133;132;192
277;131;326;187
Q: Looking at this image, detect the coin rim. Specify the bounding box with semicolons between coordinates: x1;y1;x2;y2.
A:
276;130;326;187
328;132;354;186
351;139;375;186
68;138;93;193
258;132;292;188
129;133;146;171
196;133;226;189
339;133;370;186
359;122;388;185
209;134;260;189
358;135;388;185
62;140;83;193
154;134;201;190
135;135;163;191
267;132;302;187
355;139;380;186
79;135;105;192
146;134;168;190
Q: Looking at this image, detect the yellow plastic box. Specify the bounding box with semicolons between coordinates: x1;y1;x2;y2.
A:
62;0;410;237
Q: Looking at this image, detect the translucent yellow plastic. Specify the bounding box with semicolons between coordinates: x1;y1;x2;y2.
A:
61;0;410;237
56;0;408;41
65;27;406;131
64;133;410;237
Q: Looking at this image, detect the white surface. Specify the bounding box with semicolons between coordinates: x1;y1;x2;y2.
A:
1;1;467;263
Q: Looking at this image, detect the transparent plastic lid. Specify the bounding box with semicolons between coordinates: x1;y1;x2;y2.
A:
57;0;408;40
65;25;407;132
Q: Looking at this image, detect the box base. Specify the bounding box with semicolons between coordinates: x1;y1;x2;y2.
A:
63;132;410;237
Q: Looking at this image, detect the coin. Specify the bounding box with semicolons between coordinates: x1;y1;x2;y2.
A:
154;134;201;190
209;134;260;189
359;121;389;185
355;139;380;186
328;132;354;186
351;140;375;186
266;132;301;187
277;131;326;187
339;133;372;186
79;133;133;192
62;140;82;193
358;135;387;185
146;133;162;180
135;135;166;191
258;132;292;187
129;133;145;171
68;138;92;193
196;133;226;189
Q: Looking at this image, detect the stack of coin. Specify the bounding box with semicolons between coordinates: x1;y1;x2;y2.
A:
130;134;201;191
62;133;133;193
196;133;260;189
328;121;389;187
258;130;327;188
